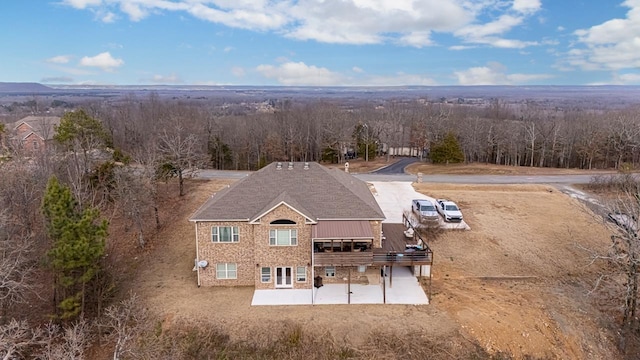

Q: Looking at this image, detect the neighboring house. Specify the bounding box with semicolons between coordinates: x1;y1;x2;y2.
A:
189;161;396;291
10;115;61;153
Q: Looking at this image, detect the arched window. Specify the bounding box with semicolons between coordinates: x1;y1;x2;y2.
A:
270;219;296;225
269;219;297;246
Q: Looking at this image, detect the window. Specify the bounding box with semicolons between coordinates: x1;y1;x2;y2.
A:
261;267;271;283
296;266;306;282
212;226;239;243
216;263;237;279
269;229;297;246
325;266;335;277
270;219;296;225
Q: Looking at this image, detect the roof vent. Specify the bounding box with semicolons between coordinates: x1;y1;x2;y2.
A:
288;162;294;170
276;162;282;170
304;162;309;170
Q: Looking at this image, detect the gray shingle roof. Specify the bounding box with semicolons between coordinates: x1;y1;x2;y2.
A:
13;116;61;140
190;162;385;222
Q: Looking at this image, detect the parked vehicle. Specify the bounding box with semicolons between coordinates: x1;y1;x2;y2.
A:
436;199;463;222
412;199;439;223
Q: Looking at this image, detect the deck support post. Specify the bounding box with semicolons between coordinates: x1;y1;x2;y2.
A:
389;265;393;288
382;266;386;304
348;268;351;304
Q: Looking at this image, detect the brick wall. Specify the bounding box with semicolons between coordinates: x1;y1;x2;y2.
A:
195;204;314;289
313;265;381;285
253;204;312;290
195;221;254;286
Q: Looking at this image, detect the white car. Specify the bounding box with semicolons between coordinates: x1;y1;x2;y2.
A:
436;199;463;222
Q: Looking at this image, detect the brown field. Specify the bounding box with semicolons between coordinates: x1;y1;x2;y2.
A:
126;178;620;359
324;158;620;176
408;162;619;175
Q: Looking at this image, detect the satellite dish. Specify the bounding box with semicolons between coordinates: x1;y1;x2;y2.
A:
197;260;208;268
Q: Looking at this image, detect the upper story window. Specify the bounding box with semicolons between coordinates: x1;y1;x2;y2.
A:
269;229;297;246
212;226;239;243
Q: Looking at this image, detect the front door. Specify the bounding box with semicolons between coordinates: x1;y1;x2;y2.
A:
276;267;293;288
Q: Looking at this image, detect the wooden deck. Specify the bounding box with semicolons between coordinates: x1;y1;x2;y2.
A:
381;223;419;252
374;222;433;266
312;220;433;267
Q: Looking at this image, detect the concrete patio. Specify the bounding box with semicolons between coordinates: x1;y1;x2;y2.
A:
251;266;428;306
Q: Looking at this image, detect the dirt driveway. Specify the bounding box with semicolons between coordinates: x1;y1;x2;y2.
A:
130;179;619;359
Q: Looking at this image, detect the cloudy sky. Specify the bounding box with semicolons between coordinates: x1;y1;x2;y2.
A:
2;0;640;86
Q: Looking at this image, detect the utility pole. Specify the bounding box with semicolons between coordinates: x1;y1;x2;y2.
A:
363;123;369;162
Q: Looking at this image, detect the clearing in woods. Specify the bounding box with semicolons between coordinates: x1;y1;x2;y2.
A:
127;176;617;358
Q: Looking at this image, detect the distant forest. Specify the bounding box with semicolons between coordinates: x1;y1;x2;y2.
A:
3;90;640;171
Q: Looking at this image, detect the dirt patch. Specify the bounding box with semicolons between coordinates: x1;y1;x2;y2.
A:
415;183;616;358
128;179;620;358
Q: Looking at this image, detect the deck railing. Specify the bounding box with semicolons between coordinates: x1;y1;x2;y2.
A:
372;249;433;265
313;251;373;266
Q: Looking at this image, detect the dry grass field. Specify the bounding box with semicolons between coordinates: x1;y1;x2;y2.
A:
124;175;621;358
407;162;619;175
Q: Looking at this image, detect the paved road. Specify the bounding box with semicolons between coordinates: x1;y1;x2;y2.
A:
371;157;419;174
195;168;600;185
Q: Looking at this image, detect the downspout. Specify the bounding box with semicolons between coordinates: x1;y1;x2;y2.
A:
195;221;201;287
311;233;315;305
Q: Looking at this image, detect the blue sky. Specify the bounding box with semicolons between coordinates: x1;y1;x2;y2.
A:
1;0;640;86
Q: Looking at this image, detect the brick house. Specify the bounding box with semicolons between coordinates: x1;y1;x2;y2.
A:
189;161;388;290
10;116;61;153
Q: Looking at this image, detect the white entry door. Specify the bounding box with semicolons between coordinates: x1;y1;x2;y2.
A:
276;267;293;288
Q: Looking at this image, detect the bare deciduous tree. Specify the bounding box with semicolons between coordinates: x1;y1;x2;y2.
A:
587;174;640;351
0;210;37;316
157;123;202;196
0;319;43;360
103;293;151;360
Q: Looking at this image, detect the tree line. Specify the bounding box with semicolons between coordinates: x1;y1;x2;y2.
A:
78;95;640;171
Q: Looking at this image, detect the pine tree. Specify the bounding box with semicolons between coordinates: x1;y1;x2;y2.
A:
430;132;465;164
42;176;107;319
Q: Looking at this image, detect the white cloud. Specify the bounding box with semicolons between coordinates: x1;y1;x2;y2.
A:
454;1;541;48
144;74;183;84
62;0;102;9
256;62;343;86
286;0;470;45
41;76;75;83
256;61;436;86
608;72;640;84
356;73;437;86
449;45;476;50
456;14;523;39
79;52;124;71
568;0;640;71
59;0;540;48
397;31;433;48
454;62;552;85
231;66;245;77
46;55;72;64
101;11;116;23
224;46;234;53
512;0;541;14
